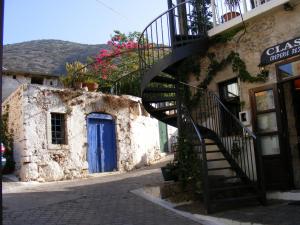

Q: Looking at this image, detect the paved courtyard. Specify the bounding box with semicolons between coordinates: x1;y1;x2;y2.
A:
3;161;300;225
2;163;203;225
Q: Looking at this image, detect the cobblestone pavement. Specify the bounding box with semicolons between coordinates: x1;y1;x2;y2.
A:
2;165;203;225
212;199;300;225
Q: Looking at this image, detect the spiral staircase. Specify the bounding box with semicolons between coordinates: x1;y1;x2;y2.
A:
137;0;266;213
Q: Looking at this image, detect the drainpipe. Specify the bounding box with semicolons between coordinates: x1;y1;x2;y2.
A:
211;0;217;27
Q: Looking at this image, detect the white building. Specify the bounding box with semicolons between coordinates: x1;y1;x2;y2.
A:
3;84;176;182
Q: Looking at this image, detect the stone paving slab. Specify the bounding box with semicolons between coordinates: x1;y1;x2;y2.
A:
212;200;300;225
135;185;300;225
2;167;203;225
3;161;300;225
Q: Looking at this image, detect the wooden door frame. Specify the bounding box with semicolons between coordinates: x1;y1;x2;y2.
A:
276;55;300;82
249;83;294;189
290;79;300;158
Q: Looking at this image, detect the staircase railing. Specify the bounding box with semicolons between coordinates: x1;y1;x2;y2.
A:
110;70;141;97
138;0;208;73
179;81;265;194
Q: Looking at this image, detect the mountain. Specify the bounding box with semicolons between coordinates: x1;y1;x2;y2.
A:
3;39;109;75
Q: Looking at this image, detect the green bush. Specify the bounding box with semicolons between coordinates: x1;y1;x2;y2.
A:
1;110;15;174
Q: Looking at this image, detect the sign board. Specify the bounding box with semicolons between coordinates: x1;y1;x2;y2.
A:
260;37;300;66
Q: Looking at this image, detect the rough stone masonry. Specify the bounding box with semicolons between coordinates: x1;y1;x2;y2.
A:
2;84;165;182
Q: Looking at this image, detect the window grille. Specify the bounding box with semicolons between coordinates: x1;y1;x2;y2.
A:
51;113;66;144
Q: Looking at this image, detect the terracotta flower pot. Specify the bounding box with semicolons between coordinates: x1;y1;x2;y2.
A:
222;12;240;22
161;166;178;181
83;82;99;92
73;82;83;89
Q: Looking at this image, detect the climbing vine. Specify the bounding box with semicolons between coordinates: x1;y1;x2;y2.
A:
177;51;269;108
176;132;202;193
178;51;268;89
200;51;269;88
164;131;202;194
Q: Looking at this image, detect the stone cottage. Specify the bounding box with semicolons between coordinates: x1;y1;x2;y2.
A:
2;69;62;101
2;84;175;182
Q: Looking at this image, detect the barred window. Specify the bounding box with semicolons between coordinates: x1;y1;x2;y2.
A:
51;113;66;144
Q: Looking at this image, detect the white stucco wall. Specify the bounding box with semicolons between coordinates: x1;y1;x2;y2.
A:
3;84;164;181
2;74;61;101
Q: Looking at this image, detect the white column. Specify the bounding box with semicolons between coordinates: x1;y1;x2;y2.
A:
242;0;248;12
211;0;217;27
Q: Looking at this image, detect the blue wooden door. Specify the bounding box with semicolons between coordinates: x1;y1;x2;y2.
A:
87;113;116;173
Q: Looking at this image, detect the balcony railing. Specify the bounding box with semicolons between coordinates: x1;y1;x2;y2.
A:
208;0;289;35
167;0;290;36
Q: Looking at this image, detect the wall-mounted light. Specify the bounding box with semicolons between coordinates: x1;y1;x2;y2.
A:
259;66;265;73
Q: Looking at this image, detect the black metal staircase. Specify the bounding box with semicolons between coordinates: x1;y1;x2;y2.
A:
138;0;265;213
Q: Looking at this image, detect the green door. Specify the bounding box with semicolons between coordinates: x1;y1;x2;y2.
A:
159;121;168;153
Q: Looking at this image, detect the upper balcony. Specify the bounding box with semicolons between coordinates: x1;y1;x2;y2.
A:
208;0;298;36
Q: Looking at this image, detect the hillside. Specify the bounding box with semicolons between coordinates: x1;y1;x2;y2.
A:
3;39;109;75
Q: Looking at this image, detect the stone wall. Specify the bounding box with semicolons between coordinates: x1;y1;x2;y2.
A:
189;4;300;187
3;84;164;181
191;4;300;106
2;86;26;174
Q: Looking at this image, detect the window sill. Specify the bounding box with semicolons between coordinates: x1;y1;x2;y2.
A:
47;143;69;151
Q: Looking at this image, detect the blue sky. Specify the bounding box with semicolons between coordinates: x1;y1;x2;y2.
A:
4;0;168;45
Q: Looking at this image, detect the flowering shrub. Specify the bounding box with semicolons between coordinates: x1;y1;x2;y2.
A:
61;30;160;95
94;30;140;81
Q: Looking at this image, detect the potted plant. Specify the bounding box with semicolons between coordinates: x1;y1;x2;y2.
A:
222;0;240;22
82;75;99;92
60;74;84;89
161;161;179;181
60;61;88;89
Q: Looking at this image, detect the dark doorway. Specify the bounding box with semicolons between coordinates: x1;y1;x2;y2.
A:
219;78;241;136
292;79;300;158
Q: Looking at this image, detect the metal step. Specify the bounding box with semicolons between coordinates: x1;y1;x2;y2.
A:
211;184;251;192
207;158;226;162
151;76;177;84
212;195;258;204
143;96;176;103
143;87;176;93
208;166;232;171
204;139;215;143
205;142;217;146
151;105;177;113
206;150;221;154
208;176;241;185
162;114;177;121
218;176;240;181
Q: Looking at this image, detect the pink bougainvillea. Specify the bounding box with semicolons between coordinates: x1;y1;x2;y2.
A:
94;31;140;80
